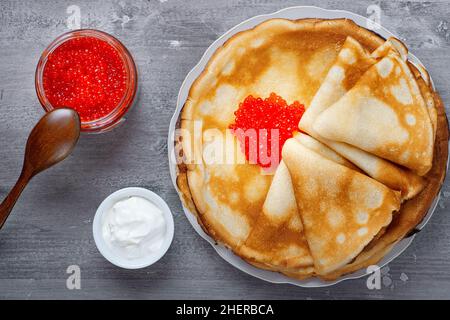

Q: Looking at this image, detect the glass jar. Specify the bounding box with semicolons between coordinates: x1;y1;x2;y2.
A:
35;29;138;133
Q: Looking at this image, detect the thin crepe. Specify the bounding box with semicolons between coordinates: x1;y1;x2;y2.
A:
322;92;448;279
282;138;401;275
313;53;434;175
242;133;364;275
299;37;425;199
240;161;314;274
293;132;360;171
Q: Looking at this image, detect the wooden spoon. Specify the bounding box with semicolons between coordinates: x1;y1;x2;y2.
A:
0;108;80;229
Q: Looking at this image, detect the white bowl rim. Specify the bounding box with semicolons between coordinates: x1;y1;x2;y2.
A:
93;187;175;269
167;5;446;287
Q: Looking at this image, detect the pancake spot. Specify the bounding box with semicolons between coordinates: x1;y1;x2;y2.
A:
199;100;212;115
356;211;369;225
245;175;269;203
328;65;345;82
212;84;240;124
218;205;251;241
401;150;410;161
307;48;337;81
405;113;416;126
305;177;318;195
324;178;339;197
230;192;239;204
366;188;383;209
212;164;236;180
400;130;409;142
327;208;345;228
391;78;413;105
376;58;394;78
357;227;368;236
336;233;346;244
222;60;235;76
303;218;313;229
204;188;250;243
203;131;225;165
285;245;304;256
289;214;303;232
250;38;265;48
357;97;410;147
253;49;300;102
318;258;328;267
339;48;356;65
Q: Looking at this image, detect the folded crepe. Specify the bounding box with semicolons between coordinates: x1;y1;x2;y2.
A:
321;141;425;200
241;133;361;274
282;138;401;275
322;84;447;280
299;36;376;134
371;37;408;61
293;132;359;171
240;160;314;275
299;36;425;199
313;53;434;176
300;37;402;133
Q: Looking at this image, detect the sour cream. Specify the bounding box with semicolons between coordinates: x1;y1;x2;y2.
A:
101;196;167;260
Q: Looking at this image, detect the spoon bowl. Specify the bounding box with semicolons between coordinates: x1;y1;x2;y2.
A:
0;108;80;229
24;109;80;176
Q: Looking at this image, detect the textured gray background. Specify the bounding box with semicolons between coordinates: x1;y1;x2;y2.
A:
0;0;449;300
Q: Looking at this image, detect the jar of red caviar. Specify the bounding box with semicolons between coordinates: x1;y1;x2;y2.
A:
35;29;138;133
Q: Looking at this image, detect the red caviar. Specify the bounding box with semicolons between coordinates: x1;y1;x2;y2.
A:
229;93;305;169
42;36;127;122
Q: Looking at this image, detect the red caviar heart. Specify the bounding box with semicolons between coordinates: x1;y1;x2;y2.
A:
229;93;305;169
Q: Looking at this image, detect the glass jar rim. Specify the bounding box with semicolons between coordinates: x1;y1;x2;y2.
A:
35;29;138;133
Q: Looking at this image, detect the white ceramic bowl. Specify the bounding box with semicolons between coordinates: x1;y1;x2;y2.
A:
93;187;175;269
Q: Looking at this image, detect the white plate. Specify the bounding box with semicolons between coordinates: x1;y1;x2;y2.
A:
168;6;442;287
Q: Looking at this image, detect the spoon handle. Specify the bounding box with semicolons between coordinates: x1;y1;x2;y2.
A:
0;171;31;230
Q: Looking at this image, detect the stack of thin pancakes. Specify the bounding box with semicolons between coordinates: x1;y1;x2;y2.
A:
176;19;449;280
